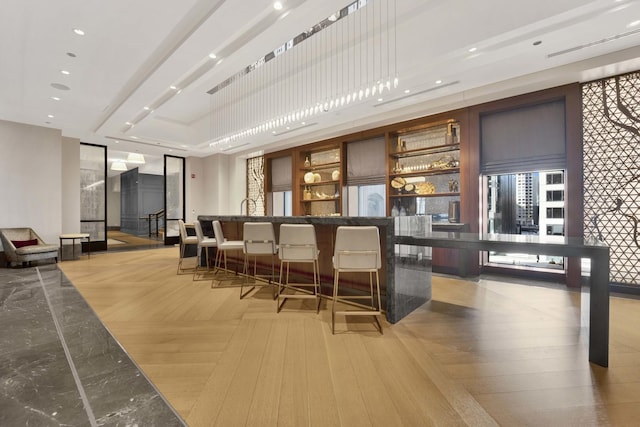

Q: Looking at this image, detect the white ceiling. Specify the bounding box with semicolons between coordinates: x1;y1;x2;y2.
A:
3;0;640;161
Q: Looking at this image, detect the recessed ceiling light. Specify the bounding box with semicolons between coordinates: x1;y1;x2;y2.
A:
125;122;132;126
143;106;150;111
51;83;70;91
208;52;217;59
131;136;139;139
51;96;60;101
181;145;188;148
47;114;54;118
272;131;277;134
404;89;410;94
377;98;383;102
73;28;85;36
273;1;283;10
435;80;442;85
301;122;306;125
468;47;477;52
170;85;178;90
628;20;640;28
61;70;70;75
115;140;119;144
216;59;224;65
286;126;290;130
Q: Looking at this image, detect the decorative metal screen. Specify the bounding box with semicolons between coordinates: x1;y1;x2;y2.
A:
246;155;265;216
583;71;640;286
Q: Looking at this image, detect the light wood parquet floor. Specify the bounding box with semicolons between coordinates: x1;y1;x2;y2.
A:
58;247;640;426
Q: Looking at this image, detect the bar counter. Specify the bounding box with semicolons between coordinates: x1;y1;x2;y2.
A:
198;215;431;324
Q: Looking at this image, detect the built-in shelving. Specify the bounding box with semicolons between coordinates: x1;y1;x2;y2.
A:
388;120;461;218
297;145;342;216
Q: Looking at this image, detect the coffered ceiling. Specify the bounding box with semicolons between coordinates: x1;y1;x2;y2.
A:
2;0;640;159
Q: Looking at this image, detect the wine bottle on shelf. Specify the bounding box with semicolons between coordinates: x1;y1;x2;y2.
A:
445;123;454;144
304;156;311;167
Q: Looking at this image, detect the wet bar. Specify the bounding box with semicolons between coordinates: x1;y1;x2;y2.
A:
198;215;433;324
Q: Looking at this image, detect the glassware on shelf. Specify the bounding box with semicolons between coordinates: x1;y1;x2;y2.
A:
304;156;311;167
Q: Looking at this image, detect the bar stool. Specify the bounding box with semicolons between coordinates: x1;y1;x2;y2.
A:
242;222;278;299
193;220;217;280
332;226;383;334
211;220;243;286
177;219;198;275
277;224;321;313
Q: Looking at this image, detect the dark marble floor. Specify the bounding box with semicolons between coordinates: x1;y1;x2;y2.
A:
0;263;186;426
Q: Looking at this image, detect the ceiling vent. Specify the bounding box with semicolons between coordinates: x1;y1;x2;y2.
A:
548;28;640;58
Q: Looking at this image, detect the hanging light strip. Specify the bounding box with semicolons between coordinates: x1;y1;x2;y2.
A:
208;0;398;149
207;0;370;96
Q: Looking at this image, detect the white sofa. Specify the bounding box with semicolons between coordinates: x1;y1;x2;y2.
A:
0;227;58;267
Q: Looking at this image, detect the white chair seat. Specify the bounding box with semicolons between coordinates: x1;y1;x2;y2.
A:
183;235;198;244
211;220;244;287
332;226;383;334
242;222;278;299
177;219;199;274
277;224;321;313
193;220;217;280
218;240;243;250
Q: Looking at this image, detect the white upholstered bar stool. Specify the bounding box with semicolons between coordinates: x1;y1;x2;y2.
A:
242;222;278;299
277;224;321;313
177;219;198;275
193;220;217;280
211;220;244;286
332;226;383;334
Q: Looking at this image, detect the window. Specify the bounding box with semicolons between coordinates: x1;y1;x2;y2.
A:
546;190;564;201
272;191;292;216
546;173;564;185
484;170;565;270
546;207;564;218
347;184;386;216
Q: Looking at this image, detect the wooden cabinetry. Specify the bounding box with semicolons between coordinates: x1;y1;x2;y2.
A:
388;120;461;220
297;145;342;216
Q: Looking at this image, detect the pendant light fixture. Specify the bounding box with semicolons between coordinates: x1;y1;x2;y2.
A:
208;0;398;150
126;152;146;164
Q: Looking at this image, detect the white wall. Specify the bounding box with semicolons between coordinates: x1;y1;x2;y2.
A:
186;152;247;217
61;136;80;233
107;175;121;227
186;156;204;223
0;119;63;246
203;154;230;214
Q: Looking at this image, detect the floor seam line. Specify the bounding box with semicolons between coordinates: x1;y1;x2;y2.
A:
36;267;99;427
